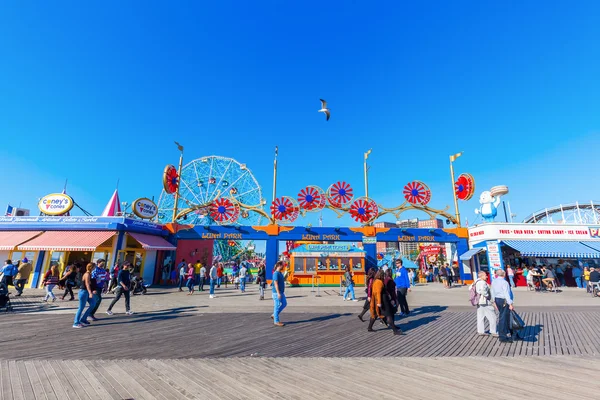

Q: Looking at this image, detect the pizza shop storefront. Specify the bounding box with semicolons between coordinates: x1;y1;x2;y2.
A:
466;222;600;286
0;216;176;288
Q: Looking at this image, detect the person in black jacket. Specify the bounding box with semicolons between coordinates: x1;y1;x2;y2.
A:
257;263;267;300
106;262;133;316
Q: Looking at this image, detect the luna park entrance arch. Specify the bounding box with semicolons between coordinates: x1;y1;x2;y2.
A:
175;224;470;281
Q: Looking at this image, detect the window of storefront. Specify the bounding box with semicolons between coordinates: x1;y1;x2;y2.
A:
352;259;363;271
329;258;340;271
305;257;317;274
317;258;327;271
340;257;351;271
92;250;112;265
9;251;38;288
118;250;145;275
294;258;305;274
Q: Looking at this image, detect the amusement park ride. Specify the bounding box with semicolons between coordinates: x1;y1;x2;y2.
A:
156;143;478;280
157;146;477;229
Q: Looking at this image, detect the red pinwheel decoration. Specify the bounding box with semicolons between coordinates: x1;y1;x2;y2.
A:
270;196;300;222
297;186;326;212
455;173;475;201
163;165;179;194
403;181;431;206
349;197;379;224
209;198;238;224
327;181;354;207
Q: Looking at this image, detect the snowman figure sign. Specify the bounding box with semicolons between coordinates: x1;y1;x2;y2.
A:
475;185;508;223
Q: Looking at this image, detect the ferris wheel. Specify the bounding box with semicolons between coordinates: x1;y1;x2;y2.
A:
157;156;264;225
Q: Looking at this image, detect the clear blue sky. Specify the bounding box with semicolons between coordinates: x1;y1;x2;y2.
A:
1;1;599;227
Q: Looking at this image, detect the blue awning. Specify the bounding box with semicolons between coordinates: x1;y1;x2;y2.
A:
501;240;600;259
459;248;486;261
401;258;419;269
579;241;600;252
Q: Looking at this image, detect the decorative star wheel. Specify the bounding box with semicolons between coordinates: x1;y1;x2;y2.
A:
209;198;240;224
403;181;431;206
297;185;326;212
270;196;300;223
163;165;179;194
349;197;379;224
327;181;354;207
455;173;475;201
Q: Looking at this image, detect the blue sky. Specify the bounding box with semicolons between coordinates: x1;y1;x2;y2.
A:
1;1;599;227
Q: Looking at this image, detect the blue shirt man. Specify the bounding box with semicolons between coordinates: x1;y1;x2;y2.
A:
1;261;18;277
393;259;411;315
272;261;287;326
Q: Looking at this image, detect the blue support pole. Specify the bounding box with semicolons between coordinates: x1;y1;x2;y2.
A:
363;242;377;272
456;238;471;281
30;250;46;288
265;237;278;281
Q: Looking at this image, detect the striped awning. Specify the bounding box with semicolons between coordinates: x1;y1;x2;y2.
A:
460;248;486;261
0;231;43;251
502;240;600;259
128;232;176;251
18;231;115;251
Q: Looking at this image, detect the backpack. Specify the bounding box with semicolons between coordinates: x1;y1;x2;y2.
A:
469;280;481;306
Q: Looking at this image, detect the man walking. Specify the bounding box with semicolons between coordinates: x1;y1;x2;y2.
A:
272;261;287;327
106;262;133;315
239;262;247;293
0;260;18;287
90;259;109;320
14;257;33;296
209;261;218;299
198;263;206;291
178;259;186;292
491;269;514;343
393;259;411;316
473;271;498;337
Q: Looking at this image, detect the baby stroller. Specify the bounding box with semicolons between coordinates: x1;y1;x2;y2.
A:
0;282;13;312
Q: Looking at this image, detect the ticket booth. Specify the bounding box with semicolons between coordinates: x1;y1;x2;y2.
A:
288;244;366;286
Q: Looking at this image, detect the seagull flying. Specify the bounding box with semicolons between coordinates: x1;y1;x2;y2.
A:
318;99;330;121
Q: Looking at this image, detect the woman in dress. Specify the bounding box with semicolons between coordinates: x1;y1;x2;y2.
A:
357;268;376;322
368;270;403;335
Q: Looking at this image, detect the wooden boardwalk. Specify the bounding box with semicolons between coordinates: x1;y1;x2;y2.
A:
1;307;599;359
1;357;599;400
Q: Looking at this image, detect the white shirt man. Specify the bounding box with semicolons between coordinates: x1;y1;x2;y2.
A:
473;272;498;336
239;265;248;293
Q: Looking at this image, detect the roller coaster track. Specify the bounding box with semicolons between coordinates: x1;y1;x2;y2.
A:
523;201;600;225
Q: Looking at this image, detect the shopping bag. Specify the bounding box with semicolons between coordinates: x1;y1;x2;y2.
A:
510;309;525;331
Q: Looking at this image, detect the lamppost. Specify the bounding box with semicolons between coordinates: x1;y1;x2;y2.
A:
364;149;372;197
172;141;184;222
449;152;463;226
272;146;278;205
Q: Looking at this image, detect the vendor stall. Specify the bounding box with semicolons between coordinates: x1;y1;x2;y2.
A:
288;244;365;286
0;216;176;287
467;222;600;286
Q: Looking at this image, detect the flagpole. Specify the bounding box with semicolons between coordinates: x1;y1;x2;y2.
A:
172;142;184;222
364;149;372;198
272;146;278;204
449;152;463;227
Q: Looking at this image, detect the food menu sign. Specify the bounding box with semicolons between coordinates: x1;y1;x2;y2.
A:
486;241;503;272
469;223;595;244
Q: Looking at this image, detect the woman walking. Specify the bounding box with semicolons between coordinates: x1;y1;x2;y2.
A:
357;268;376;322
73;263;97;328
60;264;77;301
185;263;195;295
42;264;60;302
384;269;398;316
257;262;266;300
368;270;403;335
343;266;358;301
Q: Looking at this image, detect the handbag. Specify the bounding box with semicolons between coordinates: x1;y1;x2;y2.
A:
510;309;525;331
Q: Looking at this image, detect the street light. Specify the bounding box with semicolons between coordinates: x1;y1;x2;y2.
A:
449;152;463;226
364;149;372;198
